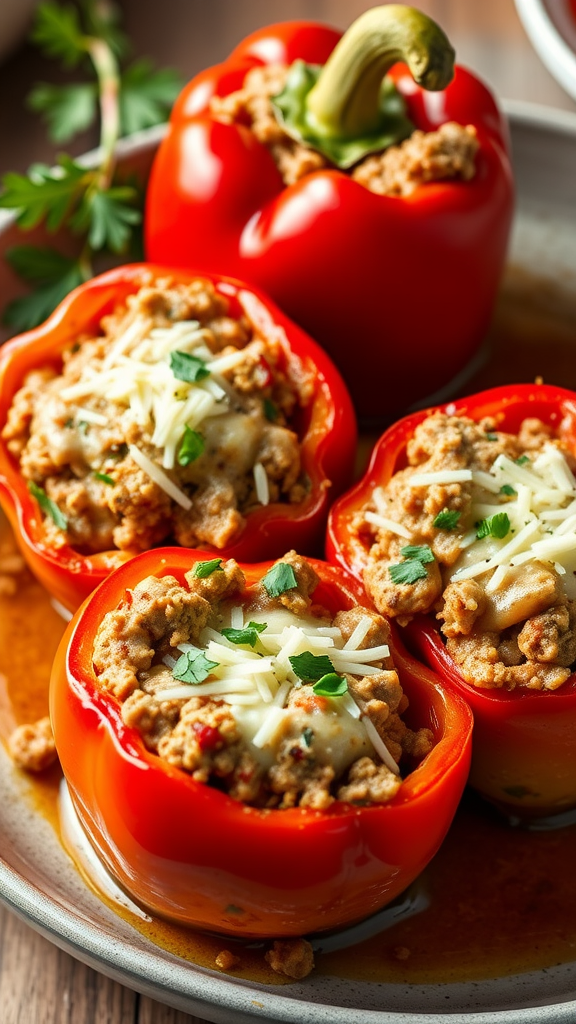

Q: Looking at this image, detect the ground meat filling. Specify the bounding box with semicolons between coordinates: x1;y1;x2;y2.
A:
210;64;478;192
92;552;434;809
2;275;312;554
357;414;576;691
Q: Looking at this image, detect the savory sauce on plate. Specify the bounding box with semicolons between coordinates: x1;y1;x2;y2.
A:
1;516;575;987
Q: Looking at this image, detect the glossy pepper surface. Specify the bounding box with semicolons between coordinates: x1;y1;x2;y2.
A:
145;6;514;422
327;383;576;820
0;264;356;612
50;548;472;938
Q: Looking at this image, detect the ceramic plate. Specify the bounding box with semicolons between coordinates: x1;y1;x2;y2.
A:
2;108;576;1023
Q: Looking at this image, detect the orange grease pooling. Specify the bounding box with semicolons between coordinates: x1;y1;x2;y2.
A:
1;516;576;986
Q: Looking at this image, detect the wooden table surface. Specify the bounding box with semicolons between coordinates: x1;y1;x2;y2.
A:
1;2;576;1022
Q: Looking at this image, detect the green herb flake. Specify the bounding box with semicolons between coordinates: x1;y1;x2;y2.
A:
433;509;461;531
224;904;244;915
78;420;89;434
289;652;335;682
476;512;511;540
178;426;204;466
94;471;114;485
192;558;223;579
389;559;428;586
312;672;348;697
302;726;314;747
170;350;210;383
486;433;498;441
399;544;434;564
263;398;278;422
515;455;530;466
172;647;219;685
500;484;516;496
262;562;298;597
27;480;67;530
221;622;267;648
64;417;74;428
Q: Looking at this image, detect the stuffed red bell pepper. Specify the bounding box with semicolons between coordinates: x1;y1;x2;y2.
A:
327;383;576;821
50;547;472;937
145;4;514;422
0;264;356;612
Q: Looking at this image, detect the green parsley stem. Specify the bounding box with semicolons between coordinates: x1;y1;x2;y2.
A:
85;35;121;189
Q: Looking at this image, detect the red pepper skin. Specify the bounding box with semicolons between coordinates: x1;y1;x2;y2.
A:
0;264;356;612
50;548;472;938
145;21;514;421
327;383;576;819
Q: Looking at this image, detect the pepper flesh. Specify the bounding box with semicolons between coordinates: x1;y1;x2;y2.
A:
145;13;514;421
0;264;356;612
50;549;472;937
327;383;576;819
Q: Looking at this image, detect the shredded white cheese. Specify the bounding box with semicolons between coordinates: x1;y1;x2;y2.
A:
128;444;192;510
253;461;270;505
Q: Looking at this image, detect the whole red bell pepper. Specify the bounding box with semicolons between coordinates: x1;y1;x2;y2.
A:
50;547;472;937
145;5;514;422
327;383;576;821
0;264;356;612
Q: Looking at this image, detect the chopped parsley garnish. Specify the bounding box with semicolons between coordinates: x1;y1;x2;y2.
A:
263;398;278;422
94;471;114;485
389;559;428;585
486;433;498;441
172;647;219;684
78;420;89;434
221;622;267;647
433;509;461;530
476;512;511;540
177;426;204;466
170;350;210;383
262;562;298;597
313;673;348;697
289;652;335;682
64;417;74;428
193;558;223;578
515;455;530;466
500;484;516;496
302;727;314;747
400;544;434;563
27;481;67;530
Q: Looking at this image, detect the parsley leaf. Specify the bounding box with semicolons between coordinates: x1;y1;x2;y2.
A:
400;544;434;564
178;426;204;466
3;250;85;331
486;433;498;441
193;558;223;578
289;652;335;682
82;186;141;252
263;398;278;422
119;59;183;134
389;559;428;585
28;82;98;143
170;350;210;383
0;156;88;231
500;484;516;496
221;622;267;647
302;727;314;747
94;471;114;485
433;509;461;530
172;647;219;685
31;0;86;68
27;481;67;530
313;673;348;697
262;562;298;597
476;512;511;540
515;455;530;466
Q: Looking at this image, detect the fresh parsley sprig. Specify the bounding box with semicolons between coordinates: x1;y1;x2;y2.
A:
0;0;183;333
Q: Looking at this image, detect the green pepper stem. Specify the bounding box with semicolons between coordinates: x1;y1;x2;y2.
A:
305;4;455;141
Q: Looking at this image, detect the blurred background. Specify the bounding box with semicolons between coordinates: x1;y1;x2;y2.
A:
1;0;576;177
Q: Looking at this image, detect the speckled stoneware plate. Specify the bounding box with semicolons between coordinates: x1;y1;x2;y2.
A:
2;107;576;1024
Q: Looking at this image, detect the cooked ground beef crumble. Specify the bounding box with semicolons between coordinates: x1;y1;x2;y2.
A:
92;551;434;809
2;275;313;554
210;64;478;192
356;413;576;691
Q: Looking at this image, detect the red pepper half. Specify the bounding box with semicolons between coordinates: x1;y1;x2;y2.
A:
50;548;472;938
145;6;514;422
0;264;356;612
327;383;576;820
